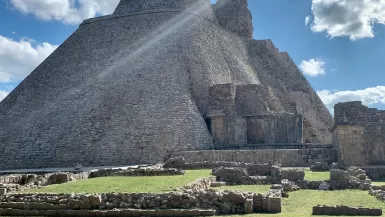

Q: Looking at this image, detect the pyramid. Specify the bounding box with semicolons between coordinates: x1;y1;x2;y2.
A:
0;0;333;170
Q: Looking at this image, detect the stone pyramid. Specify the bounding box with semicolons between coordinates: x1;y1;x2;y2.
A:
0;0;333;169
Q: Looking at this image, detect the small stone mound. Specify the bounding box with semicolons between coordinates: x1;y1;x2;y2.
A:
164;156;186;169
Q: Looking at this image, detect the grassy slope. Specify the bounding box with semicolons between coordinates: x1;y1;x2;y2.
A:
29;170;212;193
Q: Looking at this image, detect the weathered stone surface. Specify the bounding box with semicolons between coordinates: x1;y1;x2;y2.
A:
281;179;299;192
172;148;337;168
244;199;253;214
164;156;186;169
313;205;382;216
318;182;331;191
0;0;333;170
0;188;6;196
281;169;305;181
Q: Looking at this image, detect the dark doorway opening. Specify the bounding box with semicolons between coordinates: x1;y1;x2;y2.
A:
205;118;212;135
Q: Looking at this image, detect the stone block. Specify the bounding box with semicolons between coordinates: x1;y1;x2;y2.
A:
182;209;200;216
370;208;382;216
131;209;141;217
163;209;174;216
29;210;40;216
146;209;156;216
358;208;371;215
76;209;91;217
2;208;12;216
0;202;6;208
155;209;165;216
173;209;183;217
11;209;23;216
267;197;281;213
66;210;77;216
200;209;216;216
22;209;31;216
312;206;323;215
244;199;253;214
107;210;121;216
0;188;6;195
0;208;3;215
47;209;58;216
121;209;132;216
90;195;102;207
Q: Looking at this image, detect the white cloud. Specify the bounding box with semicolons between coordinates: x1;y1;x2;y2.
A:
0;91;9;102
10;0;120;25
317;86;385;113
305;16;311;25
308;0;385;40
299;58;325;77
0;35;58;83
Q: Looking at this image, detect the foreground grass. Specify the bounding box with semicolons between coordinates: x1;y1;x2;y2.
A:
228;189;385;217
29;170;212;193
304;169;329;181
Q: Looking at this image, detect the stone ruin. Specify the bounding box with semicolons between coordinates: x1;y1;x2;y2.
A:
0;0;333;170
332;101;385;180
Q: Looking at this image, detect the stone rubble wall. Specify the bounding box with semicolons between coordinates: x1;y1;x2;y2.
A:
0;190;281;215
312;205;382;216
0;208;216;216
334;101;385;125
89;168;184;178
334;124;385;167
176;161;272;176
0;167;185;193
333;101;385;169
213;167;271;185
281;169;305;181
172;148;337;167
362;167;385;180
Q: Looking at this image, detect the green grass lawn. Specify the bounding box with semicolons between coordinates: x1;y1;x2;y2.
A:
28;170;212;193
304;169;329;181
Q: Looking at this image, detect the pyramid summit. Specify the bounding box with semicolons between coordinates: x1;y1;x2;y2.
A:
0;0;332;170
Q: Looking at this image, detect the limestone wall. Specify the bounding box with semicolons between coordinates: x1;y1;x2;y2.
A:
334;125;385;167
333;101;385;167
334;101;385;125
213;0;253;38
114;0;217;22
172;149;337;167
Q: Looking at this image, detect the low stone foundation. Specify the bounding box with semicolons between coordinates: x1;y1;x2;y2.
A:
0;208;216;216
171;148;337;167
312;205;382;216
281;169;305;181
89;167;184;178
176;161;272;176
0;189;281;215
0;166;185;193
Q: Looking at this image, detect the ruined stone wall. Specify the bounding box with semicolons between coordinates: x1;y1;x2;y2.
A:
334;102;385;167
172;148;337;167
334;101;385;125
334;124;385;167
213;0;253;38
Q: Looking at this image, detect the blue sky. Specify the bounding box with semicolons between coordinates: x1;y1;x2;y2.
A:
0;0;385;113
